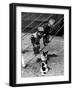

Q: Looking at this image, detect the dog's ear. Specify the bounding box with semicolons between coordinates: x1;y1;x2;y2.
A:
45;51;48;54
43;52;46;56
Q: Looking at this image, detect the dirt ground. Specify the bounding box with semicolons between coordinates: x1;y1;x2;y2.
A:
21;33;64;77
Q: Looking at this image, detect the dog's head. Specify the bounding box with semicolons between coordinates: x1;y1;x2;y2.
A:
42;51;48;57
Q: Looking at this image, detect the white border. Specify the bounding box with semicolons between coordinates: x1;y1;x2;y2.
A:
16;6;69;84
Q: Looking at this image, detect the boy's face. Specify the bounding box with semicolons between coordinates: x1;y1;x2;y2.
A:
48;21;53;26
48;19;55;26
38;27;44;31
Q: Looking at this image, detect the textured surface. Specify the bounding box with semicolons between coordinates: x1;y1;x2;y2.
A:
21;36;64;77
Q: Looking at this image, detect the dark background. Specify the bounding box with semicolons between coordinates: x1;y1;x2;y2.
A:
21;12;64;36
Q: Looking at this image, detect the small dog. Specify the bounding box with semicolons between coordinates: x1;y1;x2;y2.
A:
40;51;50;75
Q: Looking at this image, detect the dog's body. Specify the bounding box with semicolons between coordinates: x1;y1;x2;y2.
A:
40;51;49;75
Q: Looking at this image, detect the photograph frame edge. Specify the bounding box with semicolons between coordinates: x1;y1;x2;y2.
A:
9;3;71;87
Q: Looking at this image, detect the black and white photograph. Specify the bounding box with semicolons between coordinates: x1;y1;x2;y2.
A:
10;3;71;86
21;13;64;77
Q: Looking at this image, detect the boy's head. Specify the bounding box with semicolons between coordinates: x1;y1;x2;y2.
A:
48;19;55;26
38;26;44;32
